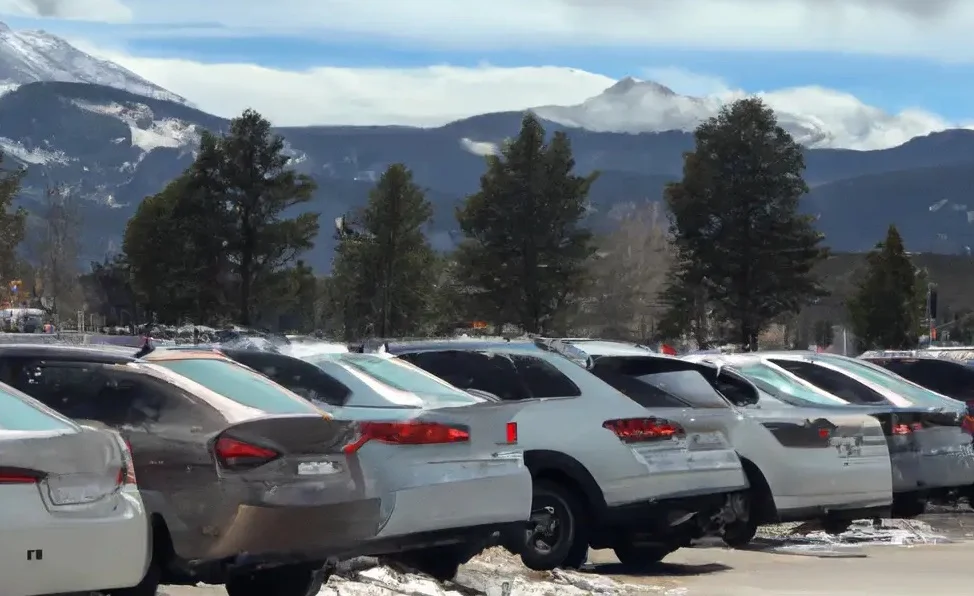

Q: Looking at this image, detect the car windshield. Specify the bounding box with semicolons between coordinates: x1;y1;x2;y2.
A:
735;362;848;406
0;386;77;431
315;354;485;407
816;356;958;408
154;358;320;414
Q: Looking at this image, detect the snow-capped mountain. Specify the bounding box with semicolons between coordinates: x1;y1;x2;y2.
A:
0;21;187;105
533;77;963;151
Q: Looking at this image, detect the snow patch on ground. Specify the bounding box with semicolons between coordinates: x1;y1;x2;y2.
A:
72;100;200;153
320;550;673;595
754;518;950;555
282;140;308;166
460;138;499;156
0;137;69;164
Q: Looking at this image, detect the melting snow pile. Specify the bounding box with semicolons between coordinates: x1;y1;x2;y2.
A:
759;518;950;551
320;549;674;595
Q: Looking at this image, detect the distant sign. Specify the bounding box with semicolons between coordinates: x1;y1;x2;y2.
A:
471;321;488;329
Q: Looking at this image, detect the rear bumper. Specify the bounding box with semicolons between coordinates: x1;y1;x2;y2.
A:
198;497;384;562
891;450;974;493
373;468;532;539
603;449;747;506
602;490;740;531
350;521;529;558
1;489;150;596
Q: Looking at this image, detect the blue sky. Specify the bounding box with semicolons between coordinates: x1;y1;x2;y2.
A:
2;0;974;147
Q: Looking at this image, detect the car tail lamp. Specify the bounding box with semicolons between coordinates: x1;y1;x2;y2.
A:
110;434;137;486
506;422;518;444
963;415;974;435
0;467;43;484
343;421;470;453
215;437;280;470
891;422;923;435
602;418;684;443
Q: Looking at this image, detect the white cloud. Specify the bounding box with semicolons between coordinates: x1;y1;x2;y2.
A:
72;42;614;127
66;40;968;150
536;78;968;150
0;0;130;22
24;0;974;62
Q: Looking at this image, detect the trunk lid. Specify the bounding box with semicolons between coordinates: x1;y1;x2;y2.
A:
648;407;739;454
403;399;526;454
0;427;124;509
219;413;358;456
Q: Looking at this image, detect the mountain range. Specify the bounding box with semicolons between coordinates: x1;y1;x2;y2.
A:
0;23;973;272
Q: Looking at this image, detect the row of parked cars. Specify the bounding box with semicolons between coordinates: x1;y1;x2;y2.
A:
4;337;974;596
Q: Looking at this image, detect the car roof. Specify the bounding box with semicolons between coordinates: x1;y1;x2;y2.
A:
379;339;545;354
0;344;136;363
140;349;230;362
551;339;656;357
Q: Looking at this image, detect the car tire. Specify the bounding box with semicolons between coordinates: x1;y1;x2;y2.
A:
108;556;162;596
520;479;590;571
721;518;758;548
612;543;674;568
892;495;926;519
394;546;463;581
821;519;852;535
225;563;327;596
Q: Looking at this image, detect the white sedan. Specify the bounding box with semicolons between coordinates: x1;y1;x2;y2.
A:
0;382;150;596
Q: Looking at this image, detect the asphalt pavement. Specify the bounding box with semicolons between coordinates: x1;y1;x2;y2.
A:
161;507;974;595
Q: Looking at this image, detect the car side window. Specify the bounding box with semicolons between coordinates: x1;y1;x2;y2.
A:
99;369;211;427
8;360;108;419
232;352;351;406
769;360;887;404
399;351;531;401
509;355;582;398
715;372;760;407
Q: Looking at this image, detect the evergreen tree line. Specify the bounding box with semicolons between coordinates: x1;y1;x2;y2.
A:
0;100;937;350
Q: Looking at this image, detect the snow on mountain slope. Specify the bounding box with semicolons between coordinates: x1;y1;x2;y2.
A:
0;21;187;105
74;100;200;152
533;77;969;150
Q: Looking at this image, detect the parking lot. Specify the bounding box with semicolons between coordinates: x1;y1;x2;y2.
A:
157;510;974;596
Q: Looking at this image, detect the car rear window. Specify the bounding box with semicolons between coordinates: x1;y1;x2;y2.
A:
0;386;77;431
819;357;959;408
154;358;319;414
736;363;847;406
636;370;731;408
321;354;485;407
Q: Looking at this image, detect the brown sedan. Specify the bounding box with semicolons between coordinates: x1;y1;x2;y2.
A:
0;345;387;596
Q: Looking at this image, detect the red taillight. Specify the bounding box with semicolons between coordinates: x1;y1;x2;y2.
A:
215;437;279;469
0;467;43;484
818;427;830;439
506;422;518;444
892;424;912;435
603;418;684;443
343;421;470;453
112;436;137;486
963;415;974;434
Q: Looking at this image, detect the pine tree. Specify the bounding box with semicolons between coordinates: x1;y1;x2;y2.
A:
455;114;596;333
190;110;319;324
330;164;437;338
847;225;925;350
0;152;27;283
662;98;828;350
123;174;229;323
